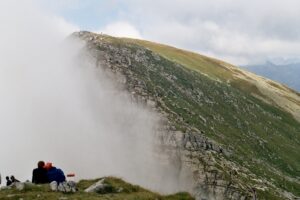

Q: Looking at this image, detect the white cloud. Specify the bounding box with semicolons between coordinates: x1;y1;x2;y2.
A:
32;0;300;65
97;21;142;39
49;16;80;37
105;0;300;65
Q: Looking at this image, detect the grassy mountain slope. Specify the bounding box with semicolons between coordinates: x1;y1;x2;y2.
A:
127;39;300;123
73;32;300;199
0;177;193;200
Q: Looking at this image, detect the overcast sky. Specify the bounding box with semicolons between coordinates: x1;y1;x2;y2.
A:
15;0;300;65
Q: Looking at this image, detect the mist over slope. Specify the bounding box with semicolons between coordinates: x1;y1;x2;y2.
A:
75;31;300;200
244;61;300;92
0;1;190;195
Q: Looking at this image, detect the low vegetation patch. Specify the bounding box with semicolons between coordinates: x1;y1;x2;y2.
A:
0;177;194;200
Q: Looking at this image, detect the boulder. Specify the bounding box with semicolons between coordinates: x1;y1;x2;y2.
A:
50;181;58;191
84;179;113;194
15;182;25;191
50;181;77;193
84;179;104;193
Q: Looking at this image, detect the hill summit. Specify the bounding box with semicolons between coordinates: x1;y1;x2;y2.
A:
70;31;300;200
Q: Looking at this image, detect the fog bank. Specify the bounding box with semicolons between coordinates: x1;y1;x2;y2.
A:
0;0;190;194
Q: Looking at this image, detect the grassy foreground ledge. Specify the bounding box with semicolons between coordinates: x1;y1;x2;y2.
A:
0;177;194;200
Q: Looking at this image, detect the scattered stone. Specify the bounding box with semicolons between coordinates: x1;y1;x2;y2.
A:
117;187;123;193
50;181;77;193
15;182;25;191
84;179;105;193
84;179;113;194
58;181;77;193
50;181;58;191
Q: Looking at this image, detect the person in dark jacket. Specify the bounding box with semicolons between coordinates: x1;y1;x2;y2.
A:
44;162;66;183
10;176;20;183
6;176;12;186
32;161;49;184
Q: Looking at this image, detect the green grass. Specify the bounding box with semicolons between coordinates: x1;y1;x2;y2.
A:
126;39;270;98
0;177;194;200
126;37;300;121
126;39;233;79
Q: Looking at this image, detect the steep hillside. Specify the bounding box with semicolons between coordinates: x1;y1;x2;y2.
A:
126;39;300;123
244;62;300;92
73;31;300;200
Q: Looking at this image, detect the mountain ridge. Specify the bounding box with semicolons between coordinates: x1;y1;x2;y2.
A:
72;31;300;200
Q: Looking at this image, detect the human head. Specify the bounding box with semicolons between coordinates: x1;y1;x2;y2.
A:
44;162;53;170
6;176;9;180
37;161;45;168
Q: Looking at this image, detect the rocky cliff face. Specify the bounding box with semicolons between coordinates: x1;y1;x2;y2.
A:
72;31;300;200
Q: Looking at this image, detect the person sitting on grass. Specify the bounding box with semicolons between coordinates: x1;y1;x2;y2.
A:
32;161;49;184
44;162;66;184
10;176;20;183
6;176;12;186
